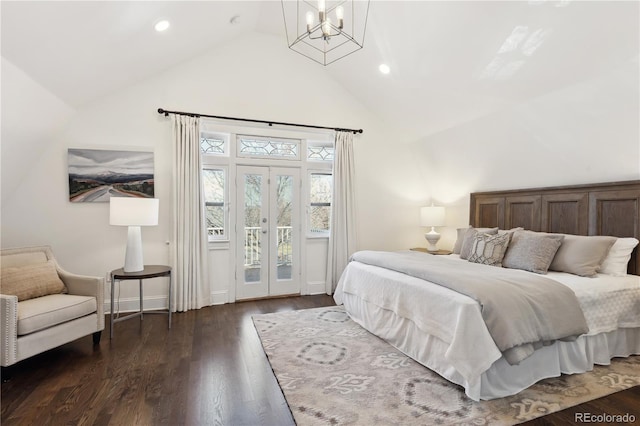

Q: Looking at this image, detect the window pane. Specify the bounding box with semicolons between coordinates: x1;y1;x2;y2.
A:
310;173;332;204
201;136;225;154
310;206;331;233
238;136;299;159
276;175;293;280
203;169;224;202
310;173;332;233
307;145;334;162
206;205;224;237
203;169;225;238
244;174;263;282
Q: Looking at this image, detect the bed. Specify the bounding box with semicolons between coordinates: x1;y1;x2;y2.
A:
333;180;640;401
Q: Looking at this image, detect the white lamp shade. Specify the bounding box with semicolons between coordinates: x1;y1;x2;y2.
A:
420;206;446;227
110;197;159;226
110;197;159;272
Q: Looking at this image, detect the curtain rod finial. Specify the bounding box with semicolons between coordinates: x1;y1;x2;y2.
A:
157;108;169;117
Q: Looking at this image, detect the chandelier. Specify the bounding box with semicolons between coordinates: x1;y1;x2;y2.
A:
281;0;371;66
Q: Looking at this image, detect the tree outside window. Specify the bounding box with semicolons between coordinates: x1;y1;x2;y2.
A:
310;173;332;234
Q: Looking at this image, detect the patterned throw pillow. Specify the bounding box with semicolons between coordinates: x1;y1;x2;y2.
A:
460;227;499;259
467;232;511;267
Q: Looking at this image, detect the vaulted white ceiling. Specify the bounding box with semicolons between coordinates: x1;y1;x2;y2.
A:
2;1;638;138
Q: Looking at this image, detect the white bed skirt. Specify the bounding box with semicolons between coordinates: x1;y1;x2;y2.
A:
341;292;640;401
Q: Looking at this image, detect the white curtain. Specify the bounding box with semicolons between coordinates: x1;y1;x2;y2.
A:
326;131;357;294
171;115;210;311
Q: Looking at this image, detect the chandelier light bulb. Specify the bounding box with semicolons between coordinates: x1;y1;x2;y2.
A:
318;0;326;13
306;11;314;32
322;17;332;37
336;5;344;29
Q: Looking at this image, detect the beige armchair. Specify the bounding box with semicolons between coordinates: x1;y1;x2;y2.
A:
1;246;104;367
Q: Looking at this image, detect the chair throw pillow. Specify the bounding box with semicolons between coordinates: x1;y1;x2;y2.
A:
467;232;511;267
1;260;67;301
502;230;564;274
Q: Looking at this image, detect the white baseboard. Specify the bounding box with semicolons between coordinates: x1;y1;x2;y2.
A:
211;290;229;305
104;295;168;314
306;280;327;295
104;290;230;312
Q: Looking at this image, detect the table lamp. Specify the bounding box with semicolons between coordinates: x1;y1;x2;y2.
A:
420;205;446;252
110;197;159;272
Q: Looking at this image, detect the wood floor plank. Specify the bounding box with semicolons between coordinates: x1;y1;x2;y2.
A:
1;295;637;425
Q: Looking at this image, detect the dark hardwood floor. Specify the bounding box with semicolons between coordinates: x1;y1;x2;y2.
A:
1;295;638;425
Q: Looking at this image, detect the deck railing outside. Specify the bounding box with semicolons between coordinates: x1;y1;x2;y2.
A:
206;226;294;267
243;226;292;267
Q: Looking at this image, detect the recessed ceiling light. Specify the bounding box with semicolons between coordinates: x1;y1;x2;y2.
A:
379;64;390;74
154;20;170;32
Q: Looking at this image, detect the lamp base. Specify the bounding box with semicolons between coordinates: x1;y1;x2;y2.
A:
424;228;441;252
124;226;144;272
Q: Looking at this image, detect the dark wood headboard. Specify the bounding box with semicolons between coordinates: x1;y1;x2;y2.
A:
470;180;640;275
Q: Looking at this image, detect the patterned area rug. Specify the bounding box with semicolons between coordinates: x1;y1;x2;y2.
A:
253;306;640;425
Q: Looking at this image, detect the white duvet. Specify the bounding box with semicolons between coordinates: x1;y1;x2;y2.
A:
334;253;640;399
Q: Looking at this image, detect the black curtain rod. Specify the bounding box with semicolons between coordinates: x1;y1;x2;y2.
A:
157;108;363;135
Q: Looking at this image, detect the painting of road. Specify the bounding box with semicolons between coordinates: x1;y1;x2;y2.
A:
68;148;154;202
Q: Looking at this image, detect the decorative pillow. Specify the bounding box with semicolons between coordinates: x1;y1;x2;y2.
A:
452;227;469;254
599;237;639;276
502;230;564;274
467;232;511;267
549;234;617;277
498;227;524;237
1;251;48;268
460;227;499;259
1;260;67;301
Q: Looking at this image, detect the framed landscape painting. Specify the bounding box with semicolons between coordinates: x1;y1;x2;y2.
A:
68;148;155;202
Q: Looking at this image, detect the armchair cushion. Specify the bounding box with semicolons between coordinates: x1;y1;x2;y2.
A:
18;294;97;335
2;260;67;301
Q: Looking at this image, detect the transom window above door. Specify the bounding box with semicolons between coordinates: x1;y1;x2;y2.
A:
237;135;300;160
201;132;229;156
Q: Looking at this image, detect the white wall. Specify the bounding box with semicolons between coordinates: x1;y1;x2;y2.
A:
1;57;76;207
1;32;425;307
410;60;640;250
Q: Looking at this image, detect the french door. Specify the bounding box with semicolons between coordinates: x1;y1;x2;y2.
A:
235;166;301;299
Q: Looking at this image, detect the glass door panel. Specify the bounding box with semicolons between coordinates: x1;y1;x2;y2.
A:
236;166;269;299
236;166;300;300
276;175;293;280
269;168;300;296
243;173;263;283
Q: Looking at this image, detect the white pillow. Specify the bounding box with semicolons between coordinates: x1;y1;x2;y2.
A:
599;237;639;276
